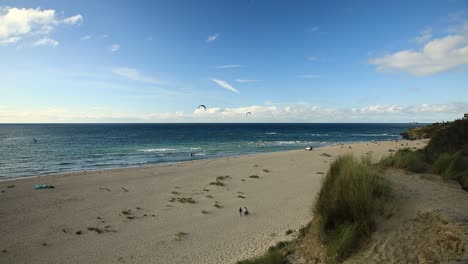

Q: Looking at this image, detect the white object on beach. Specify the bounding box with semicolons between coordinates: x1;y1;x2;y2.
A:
305;146;313;151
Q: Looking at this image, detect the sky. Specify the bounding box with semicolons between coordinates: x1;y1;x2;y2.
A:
0;0;467;123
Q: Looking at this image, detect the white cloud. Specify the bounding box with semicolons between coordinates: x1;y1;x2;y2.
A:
112;67;160;84
351;102;467;115
0;6;82;45
211;79;239;93
206;33;219;43
1;102;466;123
370;24;468;76
307;26;320;32
412;27;432;43
297;74;323;79
33;37;59;46
62;14;82;25
215;64;242;69
109;44;120;52
235;79;258;83
80;35;91;41
307;56;317;61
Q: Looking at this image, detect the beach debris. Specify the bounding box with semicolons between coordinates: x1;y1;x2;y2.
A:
75;230;83;235
249;175;260;178
238;195;246;199
175;232;189;241
305;146;313;151
198;105;206;111
87;227;103;234
35;184;55;190
121;187;129;192
99;187;111;191
263;169;270;173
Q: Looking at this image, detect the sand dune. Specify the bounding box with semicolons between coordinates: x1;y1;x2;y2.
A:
0;140;426;264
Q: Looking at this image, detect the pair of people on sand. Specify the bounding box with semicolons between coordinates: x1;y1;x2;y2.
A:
239;207;249;216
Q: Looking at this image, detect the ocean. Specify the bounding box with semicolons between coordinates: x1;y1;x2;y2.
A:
0;123;421;179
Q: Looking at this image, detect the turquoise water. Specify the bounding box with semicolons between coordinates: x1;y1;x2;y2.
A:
0;123;421;179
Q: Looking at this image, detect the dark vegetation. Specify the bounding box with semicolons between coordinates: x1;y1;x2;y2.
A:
383;119;468;190
313;155;392;259
400;121;451;140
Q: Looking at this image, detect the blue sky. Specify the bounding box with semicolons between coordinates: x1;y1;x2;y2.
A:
0;0;467;122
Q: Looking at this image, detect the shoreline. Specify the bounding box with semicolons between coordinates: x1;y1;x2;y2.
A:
0;139;425;264
0;139;396;182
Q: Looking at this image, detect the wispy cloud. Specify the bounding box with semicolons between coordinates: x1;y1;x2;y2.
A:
215;65;242;69
4;102;465;123
297;74;323;79
211;79;239;93
370;22;468;76
235;79;258;83
109;44;120;52
0;6;82;46
80;35;91;41
307;56;318;61
62;14;83;25
33;37;59;47
112;67;160;84
206;33;219;43
412;27;432;43
306;26;320;33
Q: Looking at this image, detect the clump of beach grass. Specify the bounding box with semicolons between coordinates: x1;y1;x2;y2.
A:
87;227;104;234
210;181;225;186
320;153;332;157
213;202;223;209
176;197;196;204
285;229;294;235
249;175;260;179
216;175;231;181
313;155;392;259
175;232;189;241
237;246;283;264
201;210;210;214
380;148;430;173
262;169;270;173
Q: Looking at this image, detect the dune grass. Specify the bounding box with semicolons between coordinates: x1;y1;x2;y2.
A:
383;119;468;190
236;247;283;264
313;155;392;259
209;181;225;186
380;148;430;173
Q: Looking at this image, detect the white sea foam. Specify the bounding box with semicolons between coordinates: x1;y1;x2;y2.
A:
139;148;177;152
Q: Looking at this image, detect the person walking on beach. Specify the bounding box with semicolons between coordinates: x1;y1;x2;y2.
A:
239;207;243;216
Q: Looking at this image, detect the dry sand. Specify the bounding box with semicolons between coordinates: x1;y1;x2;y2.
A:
0;140;426;264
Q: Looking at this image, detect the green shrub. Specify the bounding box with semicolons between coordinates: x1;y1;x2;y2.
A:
424;119;468;162
313;155;392;259
236;247;283;264
433;153;452;176
380;149;430;173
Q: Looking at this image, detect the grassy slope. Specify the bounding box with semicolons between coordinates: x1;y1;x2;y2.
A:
383;119;468;190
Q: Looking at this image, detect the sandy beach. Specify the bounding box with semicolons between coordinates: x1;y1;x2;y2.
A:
0;140;426;264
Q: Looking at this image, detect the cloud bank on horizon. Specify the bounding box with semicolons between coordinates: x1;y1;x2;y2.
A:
0;1;467;123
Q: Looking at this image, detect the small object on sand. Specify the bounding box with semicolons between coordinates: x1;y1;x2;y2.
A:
99;187;111;191
35;184;55;190
304;146;313;151
121;187;129;192
348;146;352;149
